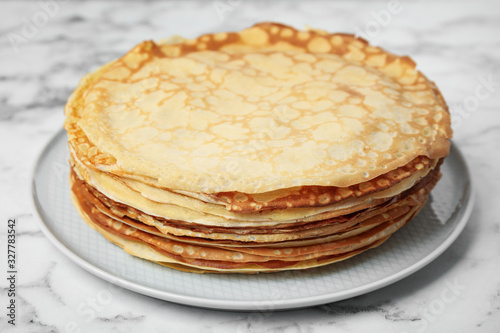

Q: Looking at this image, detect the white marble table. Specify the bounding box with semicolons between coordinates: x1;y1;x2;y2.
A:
1;0;499;332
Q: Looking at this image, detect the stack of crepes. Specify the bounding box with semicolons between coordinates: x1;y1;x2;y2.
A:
64;23;452;273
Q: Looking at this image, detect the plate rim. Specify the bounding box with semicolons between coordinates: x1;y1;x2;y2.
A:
30;128;476;311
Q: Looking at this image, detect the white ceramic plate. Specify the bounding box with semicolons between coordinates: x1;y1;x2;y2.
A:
31;129;475;311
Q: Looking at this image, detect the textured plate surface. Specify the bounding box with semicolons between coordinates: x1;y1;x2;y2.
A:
31;129;475;311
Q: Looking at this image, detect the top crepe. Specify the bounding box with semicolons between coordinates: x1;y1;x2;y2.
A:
64;22;452;193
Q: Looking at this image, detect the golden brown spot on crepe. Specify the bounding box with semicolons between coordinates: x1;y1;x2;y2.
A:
234;193;248;202
318;193;331;205
232;253;244;260
172;245;184;254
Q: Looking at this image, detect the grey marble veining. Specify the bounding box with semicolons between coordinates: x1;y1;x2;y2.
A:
1;0;500;332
